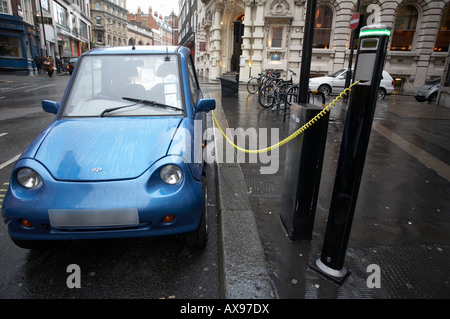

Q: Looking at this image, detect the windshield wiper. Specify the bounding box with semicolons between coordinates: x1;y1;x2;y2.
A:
122;97;183;112
99;99;142;117
99;97;182;117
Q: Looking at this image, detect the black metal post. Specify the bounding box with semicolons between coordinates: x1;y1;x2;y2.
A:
280;0;324;241
311;25;391;284
298;0;317;104
38;0;48;57
344;0;361;102
280;103;329;241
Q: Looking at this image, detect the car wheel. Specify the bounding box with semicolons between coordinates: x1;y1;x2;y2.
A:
318;84;331;96
186;175;208;249
428;93;437;103
378;88;386;100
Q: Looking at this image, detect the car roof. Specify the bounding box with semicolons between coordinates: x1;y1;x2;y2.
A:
84;45;187;56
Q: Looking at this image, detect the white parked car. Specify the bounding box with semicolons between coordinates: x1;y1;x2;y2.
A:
308;69;395;100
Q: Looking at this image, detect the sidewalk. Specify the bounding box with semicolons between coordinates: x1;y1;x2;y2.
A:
205;82;450;299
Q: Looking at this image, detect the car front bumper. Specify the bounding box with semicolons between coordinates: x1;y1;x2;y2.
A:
2;156;203;242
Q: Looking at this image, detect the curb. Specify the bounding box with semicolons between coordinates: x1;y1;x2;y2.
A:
212;98;275;299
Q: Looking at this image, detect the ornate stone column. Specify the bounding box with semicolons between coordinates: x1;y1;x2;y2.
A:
239;0;254;82
210;2;224;80
251;0;266;77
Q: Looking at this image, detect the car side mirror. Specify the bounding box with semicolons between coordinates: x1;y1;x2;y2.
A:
42;100;59;114
195;98;216;113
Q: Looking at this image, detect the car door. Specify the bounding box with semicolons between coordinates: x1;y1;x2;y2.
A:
332;69;350;93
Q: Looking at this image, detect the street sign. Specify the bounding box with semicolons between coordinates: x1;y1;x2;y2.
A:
35;16;53;25
350;12;360;30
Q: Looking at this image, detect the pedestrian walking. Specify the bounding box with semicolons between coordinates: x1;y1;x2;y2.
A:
34;54;42;74
55;55;61;73
43;56;54;77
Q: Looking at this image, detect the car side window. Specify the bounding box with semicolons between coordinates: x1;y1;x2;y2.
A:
187;54;200;104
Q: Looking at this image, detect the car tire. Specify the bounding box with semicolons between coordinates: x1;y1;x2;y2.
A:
378;88;386;100
186;175;208;249
318;84;331;96
428;93;437;103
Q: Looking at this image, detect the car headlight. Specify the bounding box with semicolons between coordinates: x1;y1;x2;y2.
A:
160;165;183;185
17;168;43;189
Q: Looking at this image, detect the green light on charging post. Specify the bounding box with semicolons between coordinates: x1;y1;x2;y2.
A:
359;29;391;37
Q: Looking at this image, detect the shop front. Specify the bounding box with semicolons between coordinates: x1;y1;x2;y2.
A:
0;14;40;72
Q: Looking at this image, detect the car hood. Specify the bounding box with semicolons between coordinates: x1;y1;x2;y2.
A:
309;76;333;83
34;117;182;181
421;84;440;90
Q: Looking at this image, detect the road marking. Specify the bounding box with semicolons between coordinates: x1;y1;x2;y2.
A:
24;84;54;92
0;133;7;138
0;84;31;93
373;122;450;181
0;154;20;170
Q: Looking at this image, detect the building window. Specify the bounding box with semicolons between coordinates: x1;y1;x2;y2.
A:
435;5;450;52
0;35;22;57
313;5;333;49
0;0;8;14
96;16;101;25
80;21;88;38
95;2;100;10
269;27;283;48
97;32;103;43
41;0;49;11
53;2;68;27
391;5;418;51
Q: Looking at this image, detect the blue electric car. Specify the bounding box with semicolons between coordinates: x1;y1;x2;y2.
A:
1;46;215;249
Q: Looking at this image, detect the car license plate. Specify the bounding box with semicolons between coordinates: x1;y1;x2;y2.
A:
48;208;139;227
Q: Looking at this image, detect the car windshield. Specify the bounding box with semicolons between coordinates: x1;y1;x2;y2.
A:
330;69;347;78
63;54;183;117
426;78;441;86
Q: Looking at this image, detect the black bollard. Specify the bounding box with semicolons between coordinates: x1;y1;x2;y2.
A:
311;25;392;284
280;102;329;241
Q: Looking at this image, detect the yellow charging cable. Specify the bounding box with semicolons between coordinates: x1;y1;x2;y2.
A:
211;81;359;154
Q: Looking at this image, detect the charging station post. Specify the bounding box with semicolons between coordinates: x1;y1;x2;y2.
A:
310;25;392;284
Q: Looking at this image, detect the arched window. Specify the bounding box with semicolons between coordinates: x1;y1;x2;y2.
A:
313;5;333;49
391;5;418;51
435;5;450;52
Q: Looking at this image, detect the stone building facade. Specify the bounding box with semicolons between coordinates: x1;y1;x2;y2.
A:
90;0;128;47
195;0;450;93
127;7;176;46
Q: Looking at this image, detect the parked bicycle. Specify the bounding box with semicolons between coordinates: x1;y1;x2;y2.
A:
258;69;297;108
247;69;279;94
